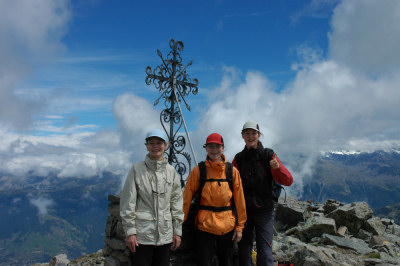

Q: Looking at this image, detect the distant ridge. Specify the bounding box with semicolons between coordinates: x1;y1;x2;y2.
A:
301;150;400;210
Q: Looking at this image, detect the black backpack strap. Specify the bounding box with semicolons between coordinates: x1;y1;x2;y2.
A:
226;162;233;186
184;162;207;229
198;161;207;185
226;162;239;226
263;148;275;161
199;205;233;211
234;153;242;172
195;161;207;208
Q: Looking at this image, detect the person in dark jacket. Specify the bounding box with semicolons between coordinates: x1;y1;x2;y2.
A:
233;121;293;266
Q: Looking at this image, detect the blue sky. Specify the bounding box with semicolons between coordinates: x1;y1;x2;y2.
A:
1;0;400;195
26;0;331;131
23;0;333;134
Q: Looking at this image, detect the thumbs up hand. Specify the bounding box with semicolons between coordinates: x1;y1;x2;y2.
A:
269;154;280;169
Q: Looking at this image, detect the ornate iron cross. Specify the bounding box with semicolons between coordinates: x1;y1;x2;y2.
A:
145;39;198;186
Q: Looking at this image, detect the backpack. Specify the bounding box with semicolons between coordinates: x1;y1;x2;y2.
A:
272;177;285;202
183;161;238;229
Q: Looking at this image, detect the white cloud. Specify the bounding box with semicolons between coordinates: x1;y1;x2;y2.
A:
13;197;22;204
328;0;400;75
0;93;163;180
29;196;54;215
278;61;400;153
290;0;339;24
193;70;279;162
0;130;131;178
0;0;71;129
113;93;160;136
112;93;163;162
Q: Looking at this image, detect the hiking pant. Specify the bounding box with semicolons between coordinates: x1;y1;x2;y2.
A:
130;243;171;266
196;229;234;266
238;210;274;266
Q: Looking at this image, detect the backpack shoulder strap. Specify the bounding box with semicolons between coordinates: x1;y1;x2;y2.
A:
195;161;207;207
234;153;241;170
198;161;207;183
263;148;275;161
225;162;238;226
226;162;233;185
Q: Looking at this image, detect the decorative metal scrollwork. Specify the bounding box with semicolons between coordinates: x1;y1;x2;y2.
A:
145;39;198;186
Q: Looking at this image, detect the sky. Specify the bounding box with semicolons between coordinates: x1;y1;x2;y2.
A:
1;0;400;197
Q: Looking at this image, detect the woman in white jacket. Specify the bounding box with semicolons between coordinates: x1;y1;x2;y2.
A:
120;129;184;266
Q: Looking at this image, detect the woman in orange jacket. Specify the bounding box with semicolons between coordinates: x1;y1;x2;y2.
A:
183;132;247;266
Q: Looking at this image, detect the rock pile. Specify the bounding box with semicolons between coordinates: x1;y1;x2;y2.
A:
273;197;400;265
48;194;400;265
104;194;400;265
103;195;128;265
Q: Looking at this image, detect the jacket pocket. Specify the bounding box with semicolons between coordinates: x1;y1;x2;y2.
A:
136;211;155;241
159;211;173;240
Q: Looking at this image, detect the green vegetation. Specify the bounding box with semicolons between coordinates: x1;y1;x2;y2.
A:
364;252;381;259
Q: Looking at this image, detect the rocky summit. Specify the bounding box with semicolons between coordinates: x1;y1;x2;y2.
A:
42;195;400;265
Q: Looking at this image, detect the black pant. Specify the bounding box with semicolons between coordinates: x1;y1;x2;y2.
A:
196;229;234;266
130;243;171;266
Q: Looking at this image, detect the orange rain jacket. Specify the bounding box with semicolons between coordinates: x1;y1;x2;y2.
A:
182;155;247;235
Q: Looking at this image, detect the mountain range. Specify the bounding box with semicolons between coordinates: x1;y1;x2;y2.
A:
301;150;400;210
0;172;120;265
0;150;399;265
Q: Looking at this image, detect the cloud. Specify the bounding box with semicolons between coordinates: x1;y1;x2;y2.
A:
0;0;71;129
290;0;339;24
113;93;160;137
328;0;400;75
0;93;161;179
112;93;162;161
29;196;55;215
0;130;131;178
191;62;400;197
193;70;279;161
13;197;22;204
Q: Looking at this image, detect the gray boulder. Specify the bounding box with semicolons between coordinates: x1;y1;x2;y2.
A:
299;216;336;241
326;201;373;234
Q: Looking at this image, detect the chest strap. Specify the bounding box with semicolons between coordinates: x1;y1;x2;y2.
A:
198;205;233;212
